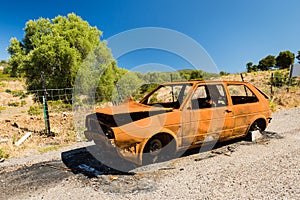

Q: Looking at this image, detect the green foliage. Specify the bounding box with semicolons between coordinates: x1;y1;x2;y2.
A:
48;100;72;111
246;62;258;72
5;89;28;99
0;70;20;81
219;71;230;76
21;100;27;107
0;148;9;159
5;89;11;93
0;60;11;75
112;71;144;103
276;50;295;69
177;69;218;81
2;65;12;74
269;71;289;87
38;145;63;153
0;60;7;65
12;90;27;98
7;13;114;95
268;100;277;112
258;55;276;71
8;102;19;107
28;105;42;115
96;61;126;102
7;38;25;77
0;106;6;113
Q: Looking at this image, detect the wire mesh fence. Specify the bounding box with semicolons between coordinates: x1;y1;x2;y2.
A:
29;88;74;104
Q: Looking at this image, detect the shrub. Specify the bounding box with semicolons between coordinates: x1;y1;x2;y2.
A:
5;89;11;93
21;100;27;107
28;105;42;115
8;102;19;107
269;71;289;87
48;100;72;111
0;148;9;159
0;106;6;113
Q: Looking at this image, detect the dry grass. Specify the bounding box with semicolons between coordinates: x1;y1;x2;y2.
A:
0;111;78;159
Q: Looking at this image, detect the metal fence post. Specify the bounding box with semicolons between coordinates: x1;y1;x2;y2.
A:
270;73;274;98
41;72;51;136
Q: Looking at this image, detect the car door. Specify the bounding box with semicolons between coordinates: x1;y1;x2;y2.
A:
226;83;260;137
180;83;234;147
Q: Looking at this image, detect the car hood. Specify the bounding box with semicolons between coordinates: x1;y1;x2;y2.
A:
91;99;173;127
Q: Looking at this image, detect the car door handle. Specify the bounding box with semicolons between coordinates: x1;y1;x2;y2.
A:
225;109;233;113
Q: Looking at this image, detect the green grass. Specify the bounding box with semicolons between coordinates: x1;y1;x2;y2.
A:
0;148;10;159
38;145;64;153
0;106;6;113
0;73;21;81
8;102;20;107
48;100;72;111
28;105;43;115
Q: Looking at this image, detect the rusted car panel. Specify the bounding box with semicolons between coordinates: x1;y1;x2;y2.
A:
84;80;272;165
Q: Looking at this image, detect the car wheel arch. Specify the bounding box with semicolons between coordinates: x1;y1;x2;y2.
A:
140;130;178;163
247;117;267;134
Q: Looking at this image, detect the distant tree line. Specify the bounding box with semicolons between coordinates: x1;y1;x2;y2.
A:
246;50;300;72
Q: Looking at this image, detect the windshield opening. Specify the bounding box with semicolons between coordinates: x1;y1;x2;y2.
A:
140;83;192;109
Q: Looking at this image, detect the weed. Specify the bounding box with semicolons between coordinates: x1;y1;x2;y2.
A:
48;100;72;111
0;82;6;88
0;148;9;159
38;145;63;153
21;100;27;107
28;105;42;115
5;89;11;93
8;102;19;107
268;100;277;112
12;134;18;144
0;106;6;113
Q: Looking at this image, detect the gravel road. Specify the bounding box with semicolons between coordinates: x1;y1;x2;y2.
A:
1;108;299;200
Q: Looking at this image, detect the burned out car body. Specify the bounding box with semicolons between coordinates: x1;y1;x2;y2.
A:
84;80;272;165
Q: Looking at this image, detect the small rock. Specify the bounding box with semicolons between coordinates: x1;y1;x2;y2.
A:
109;175;118;181
12;122;19;128
0;138;8;143
251;130;263;141
224;152;231;157
227;146;236;152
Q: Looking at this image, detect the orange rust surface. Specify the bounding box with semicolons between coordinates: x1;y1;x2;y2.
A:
94;99;172;115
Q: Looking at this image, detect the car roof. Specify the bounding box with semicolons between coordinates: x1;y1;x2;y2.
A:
162;80;250;85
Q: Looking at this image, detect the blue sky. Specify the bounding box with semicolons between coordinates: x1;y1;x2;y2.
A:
0;0;300;73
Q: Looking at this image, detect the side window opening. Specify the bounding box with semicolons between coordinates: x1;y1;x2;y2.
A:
191;84;228;109
228;84;259;105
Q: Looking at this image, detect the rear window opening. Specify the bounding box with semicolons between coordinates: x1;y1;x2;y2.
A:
228;84;259;105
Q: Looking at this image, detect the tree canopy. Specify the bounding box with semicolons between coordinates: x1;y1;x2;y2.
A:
7;13;113;91
246;50;296;72
258;55;276;71
275;50;295;69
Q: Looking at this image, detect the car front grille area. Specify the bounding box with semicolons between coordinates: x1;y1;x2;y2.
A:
86;114;115;139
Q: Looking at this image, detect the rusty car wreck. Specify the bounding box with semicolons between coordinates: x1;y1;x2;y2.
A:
84;80;272;165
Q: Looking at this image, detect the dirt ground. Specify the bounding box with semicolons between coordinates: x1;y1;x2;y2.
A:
0;108;299;200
